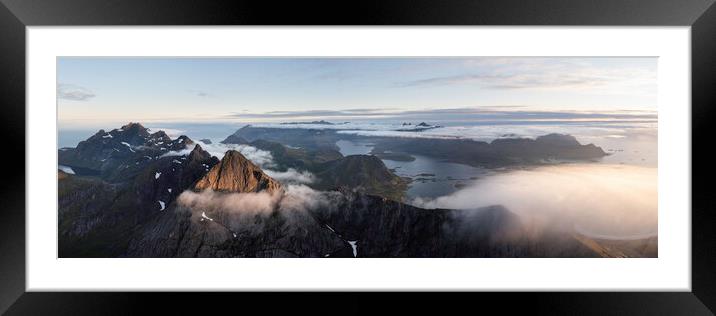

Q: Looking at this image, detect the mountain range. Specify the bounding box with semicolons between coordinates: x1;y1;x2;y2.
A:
58;123;654;258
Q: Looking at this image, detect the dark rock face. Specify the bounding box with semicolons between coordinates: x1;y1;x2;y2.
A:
133;144;220;212
125;186;587;258
58;140;219;257
124;202;348;258
199;138;213;145
308;190;529;257
194;150;282;194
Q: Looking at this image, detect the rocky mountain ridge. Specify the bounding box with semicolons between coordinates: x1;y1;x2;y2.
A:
58;122;197;182
194;150;282;194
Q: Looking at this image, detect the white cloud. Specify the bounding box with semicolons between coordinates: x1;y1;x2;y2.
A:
398;57;657;97
158;141;274;168
264;168;315;184
57;83;96;101
178;188;281;215
177;184;342;216
58;165;75;174
412;163;657;239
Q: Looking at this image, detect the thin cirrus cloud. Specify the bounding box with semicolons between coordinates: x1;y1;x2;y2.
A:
188;89;211;97
396;58;656;93
57;83;96;101
398;73;611;89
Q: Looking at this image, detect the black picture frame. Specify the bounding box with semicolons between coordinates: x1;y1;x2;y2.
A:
1;0;714;314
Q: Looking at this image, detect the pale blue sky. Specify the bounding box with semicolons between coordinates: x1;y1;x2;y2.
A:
58;57;657;129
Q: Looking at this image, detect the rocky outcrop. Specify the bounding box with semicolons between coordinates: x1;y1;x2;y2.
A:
194;150;282;194
313;155;407;201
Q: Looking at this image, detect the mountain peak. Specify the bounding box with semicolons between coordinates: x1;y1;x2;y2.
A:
176;135;194;144
188;144;210;161
194;150;282;194
120;122;147;131
116;122;151;142
150;130;169;138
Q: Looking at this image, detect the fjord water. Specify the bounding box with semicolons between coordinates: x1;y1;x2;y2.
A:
335;138;491;199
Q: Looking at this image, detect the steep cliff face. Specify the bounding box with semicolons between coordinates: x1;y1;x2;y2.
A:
58;143;219;257
132;144;220;212
124;203;350;258
307;189;531;258
194;150;282;194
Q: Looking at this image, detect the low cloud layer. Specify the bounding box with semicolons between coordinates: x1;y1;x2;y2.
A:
412;164;657;239
264;168;315;184
159;142;274;168
178;188;281;215
177;184;342;216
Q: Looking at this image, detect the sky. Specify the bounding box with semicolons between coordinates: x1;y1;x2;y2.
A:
57;57;657;129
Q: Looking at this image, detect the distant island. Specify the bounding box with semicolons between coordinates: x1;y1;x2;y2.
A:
280;120;335;125
396;122;443;132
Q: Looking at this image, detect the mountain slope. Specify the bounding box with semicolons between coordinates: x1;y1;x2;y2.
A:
58;143;219;257
313;155;408;201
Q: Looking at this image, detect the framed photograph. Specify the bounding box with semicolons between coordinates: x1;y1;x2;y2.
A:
2;0;715;314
